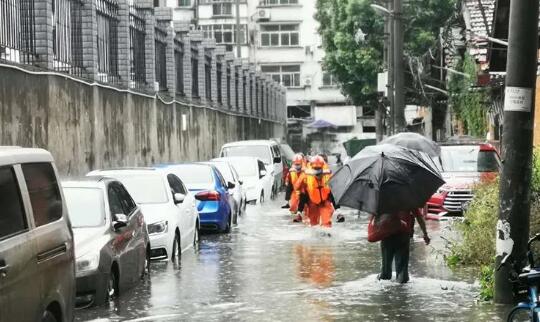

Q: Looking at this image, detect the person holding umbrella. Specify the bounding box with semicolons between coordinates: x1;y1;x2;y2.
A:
330;144;445;282
378;208;430;283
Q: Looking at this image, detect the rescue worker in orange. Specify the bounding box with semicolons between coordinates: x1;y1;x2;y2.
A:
294;155;334;228
283;154;306;222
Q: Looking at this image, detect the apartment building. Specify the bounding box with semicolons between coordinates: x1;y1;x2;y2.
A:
160;0;375;151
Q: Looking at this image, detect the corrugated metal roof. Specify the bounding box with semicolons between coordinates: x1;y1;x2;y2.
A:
463;0;496;63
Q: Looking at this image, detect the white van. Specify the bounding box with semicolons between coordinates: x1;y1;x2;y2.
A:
0;147;75;322
219;140;283;198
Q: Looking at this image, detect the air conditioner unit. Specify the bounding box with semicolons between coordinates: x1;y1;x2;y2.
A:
303;77;312;87
256;9;270;21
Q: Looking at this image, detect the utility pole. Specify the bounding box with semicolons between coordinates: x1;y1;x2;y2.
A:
235;0;242;58
393;0;405;132
494;0;539;304
387;0;394;135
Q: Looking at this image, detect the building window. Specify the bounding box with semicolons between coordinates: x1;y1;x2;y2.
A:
212;1;233;16
178;0;191;6
261;65;300;88
260;24;299;47
260;0;298;5
200;24;247;45
322;72;337;86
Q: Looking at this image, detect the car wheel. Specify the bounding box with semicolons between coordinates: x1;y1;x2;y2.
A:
193;225;200;250
233;206;239;225
107;268;119;302
41;310;57;322
224;213;232;233
171;232;181;264
142;244;150;278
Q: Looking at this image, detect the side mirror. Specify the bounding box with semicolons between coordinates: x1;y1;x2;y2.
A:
273;156;282;164
113;214;128;230
227;181;236;189
174;193;186;204
259;170;267;178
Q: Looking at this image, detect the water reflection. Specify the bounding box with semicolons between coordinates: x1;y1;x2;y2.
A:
295;244;335;288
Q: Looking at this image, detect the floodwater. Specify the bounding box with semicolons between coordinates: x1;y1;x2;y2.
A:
76;196;510;322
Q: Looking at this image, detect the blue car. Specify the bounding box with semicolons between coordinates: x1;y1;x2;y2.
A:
160;163;234;233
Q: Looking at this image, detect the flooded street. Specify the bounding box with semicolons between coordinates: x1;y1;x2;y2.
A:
76;196;509;322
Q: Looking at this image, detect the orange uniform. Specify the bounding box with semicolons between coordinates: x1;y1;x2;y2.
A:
288;167;304;213
295;156;334;227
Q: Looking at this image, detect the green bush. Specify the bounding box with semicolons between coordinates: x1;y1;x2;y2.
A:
446;148;540;301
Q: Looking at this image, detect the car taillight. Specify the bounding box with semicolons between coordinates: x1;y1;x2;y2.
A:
195;191;221;201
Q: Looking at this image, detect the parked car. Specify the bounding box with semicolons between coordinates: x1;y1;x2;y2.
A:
427;142;501;220
220;140;283;199
206;159;247;223
218;156;273;205
87;168;199;262
62;177;150;307
0;147;75;322
161;163;233;232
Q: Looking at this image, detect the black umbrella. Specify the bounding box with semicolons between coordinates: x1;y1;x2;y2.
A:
380;132;441;157
329;144;445;214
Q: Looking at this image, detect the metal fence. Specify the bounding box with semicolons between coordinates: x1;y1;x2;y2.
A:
154;26;167;91
174;40;184;96
226;65;231;107
216;61;222;104
204;52;211;100
52;0;84;76
0;0;36;64
191;48;199;97
129;5;146;89
96;0;119;84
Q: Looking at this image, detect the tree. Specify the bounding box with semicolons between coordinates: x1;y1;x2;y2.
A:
315;0;458;108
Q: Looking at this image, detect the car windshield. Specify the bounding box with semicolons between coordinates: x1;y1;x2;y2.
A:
114;175;169;204
227;159;258;178
211;162;233;182
63;187;105;228
171;165;214;187
222;145;272;164
440;146;499;172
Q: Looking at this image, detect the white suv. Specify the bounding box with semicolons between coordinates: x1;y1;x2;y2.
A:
219;140;283;198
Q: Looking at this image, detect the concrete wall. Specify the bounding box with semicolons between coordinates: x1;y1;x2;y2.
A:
0;66;284;176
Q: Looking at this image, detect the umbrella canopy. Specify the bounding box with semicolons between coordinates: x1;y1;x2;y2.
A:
330;144;445;214
306;119;337;129
380;132;441;157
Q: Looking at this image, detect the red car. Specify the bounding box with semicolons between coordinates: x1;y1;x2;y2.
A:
426;142;501;220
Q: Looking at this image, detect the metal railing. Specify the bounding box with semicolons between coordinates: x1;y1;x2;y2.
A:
129;5;146;89
191;48;199;98
52;0;84;76
226;66;231;107
174;40;184;96
154;26;167;91
0;0;36;64
216;61;222;104
204;53;211;100
96;0;119;84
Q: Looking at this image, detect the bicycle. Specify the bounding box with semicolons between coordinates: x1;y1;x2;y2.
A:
499;233;540;321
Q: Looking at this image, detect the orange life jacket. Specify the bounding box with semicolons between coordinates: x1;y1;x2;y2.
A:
305;170;331;205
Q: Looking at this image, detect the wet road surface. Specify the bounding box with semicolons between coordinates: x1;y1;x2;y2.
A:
76;196;509;322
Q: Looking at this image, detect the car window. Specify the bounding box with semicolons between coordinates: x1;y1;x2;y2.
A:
112;174;169;204
228;159;258;177
478;151;501;172
64;187;105;228
108;185;125;215
171;165;214;186
167;174;187;195
258;160;266;173
215;168;227;187
114;183;137;215
21;163;63;227
222;145;272;164
0;166;28;239
230;165;240;181
212;162;234;182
